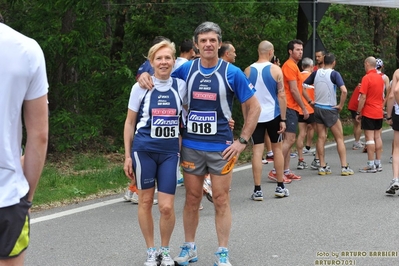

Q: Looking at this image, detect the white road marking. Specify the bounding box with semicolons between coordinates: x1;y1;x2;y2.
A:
31;128;393;224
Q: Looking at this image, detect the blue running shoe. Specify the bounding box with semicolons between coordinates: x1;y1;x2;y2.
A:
174;244;198;265
214;248;231;266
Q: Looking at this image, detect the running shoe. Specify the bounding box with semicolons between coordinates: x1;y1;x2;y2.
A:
376;164;383;172
310;159;321;170
266;155;274;162
261;158;268;164
174;244;198;265
385;178;399;195
123;189;134;201
214;248;232;266
290;152;297;158
318;165;332;176
285;170;301;180
359;164;377;173
389;156;393;164
352;141;364;150
144;247;158;266
303;148;315;155
131;192;158;205
267;170;292;184
177;176;184;187
297;159;308;170
341;165;354;176
275;186;289;198
157;247;174;266
251;190;263;201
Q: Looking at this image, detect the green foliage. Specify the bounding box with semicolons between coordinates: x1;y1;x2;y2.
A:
2;0;399;153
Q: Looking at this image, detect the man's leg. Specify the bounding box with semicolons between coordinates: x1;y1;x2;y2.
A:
305;123;315;149
0;251;26;266
210;172;232;247
316;123;327;167
374;129;383;160
182;172;205;242
251;142;264;200
329;119;348;167
283;131;296;170
393;131;399;178
296;122;307;161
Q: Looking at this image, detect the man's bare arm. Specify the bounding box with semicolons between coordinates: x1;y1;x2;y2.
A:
23;95;49;202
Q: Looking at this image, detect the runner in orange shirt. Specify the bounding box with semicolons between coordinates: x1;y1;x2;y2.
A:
278;39;309;181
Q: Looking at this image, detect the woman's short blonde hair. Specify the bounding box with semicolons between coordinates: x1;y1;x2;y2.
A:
147;40;176;62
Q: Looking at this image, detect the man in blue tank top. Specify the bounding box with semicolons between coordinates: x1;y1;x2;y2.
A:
138;21;260;266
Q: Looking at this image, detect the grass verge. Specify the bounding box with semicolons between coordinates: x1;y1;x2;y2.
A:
32;153;128;211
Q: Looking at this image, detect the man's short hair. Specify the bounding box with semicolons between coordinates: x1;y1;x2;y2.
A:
218;41;232;58
302;57;313;69
287;39;303;54
152;36;170;46
194;21;222;44
179;39;193;53
324;53;336;65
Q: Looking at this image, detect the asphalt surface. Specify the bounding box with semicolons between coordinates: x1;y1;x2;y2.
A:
26;129;399;266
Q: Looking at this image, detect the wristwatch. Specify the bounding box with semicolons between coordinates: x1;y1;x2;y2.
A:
238;136;248;145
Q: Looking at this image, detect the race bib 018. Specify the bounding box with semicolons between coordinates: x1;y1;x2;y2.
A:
187;110;217;135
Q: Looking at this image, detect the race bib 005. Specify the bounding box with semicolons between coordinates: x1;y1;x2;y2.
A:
187;111;217;135
150;115;179;138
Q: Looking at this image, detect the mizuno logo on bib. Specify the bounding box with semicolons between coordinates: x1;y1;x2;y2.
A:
187;110;217;135
150;115;179;139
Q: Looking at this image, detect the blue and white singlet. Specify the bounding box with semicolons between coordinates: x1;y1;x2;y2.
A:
172;58;255;151
247;62;280;122
128;76;187;154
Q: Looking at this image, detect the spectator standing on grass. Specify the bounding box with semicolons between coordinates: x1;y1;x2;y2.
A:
356;57;385;173
244;40;289;201
303;53;354;176
0;22;49;266
123;40;187;266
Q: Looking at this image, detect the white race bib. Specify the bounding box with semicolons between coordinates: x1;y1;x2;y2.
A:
187;111;217;135
150;115;179;139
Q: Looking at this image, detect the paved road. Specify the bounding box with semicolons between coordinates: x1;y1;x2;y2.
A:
27;129;399;266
